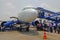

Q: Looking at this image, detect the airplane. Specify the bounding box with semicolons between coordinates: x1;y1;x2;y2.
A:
0;6;60;31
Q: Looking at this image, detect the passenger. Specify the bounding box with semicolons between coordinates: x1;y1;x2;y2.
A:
57;23;60;34
49;23;53;33
46;23;50;32
19;24;23;32
0;22;1;31
0;26;1;31
37;23;42;31
25;23;30;32
53;23;57;33
39;20;43;31
43;20;47;31
12;23;17;30
43;23;47;31
40;23;43;31
9;24;14;30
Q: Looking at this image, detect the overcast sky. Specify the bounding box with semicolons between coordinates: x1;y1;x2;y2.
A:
0;0;60;21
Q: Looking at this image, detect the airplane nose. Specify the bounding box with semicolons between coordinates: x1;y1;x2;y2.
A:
18;8;38;22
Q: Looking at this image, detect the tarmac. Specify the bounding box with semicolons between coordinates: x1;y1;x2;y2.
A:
0;27;60;40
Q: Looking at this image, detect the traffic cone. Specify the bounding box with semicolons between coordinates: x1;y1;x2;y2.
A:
43;31;47;40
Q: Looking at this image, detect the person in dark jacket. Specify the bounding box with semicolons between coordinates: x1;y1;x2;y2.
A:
43;20;47;31
19;24;23;32
49;23;53;33
43;23;47;31
57;23;60;34
37;23;43;31
25;23;30;32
